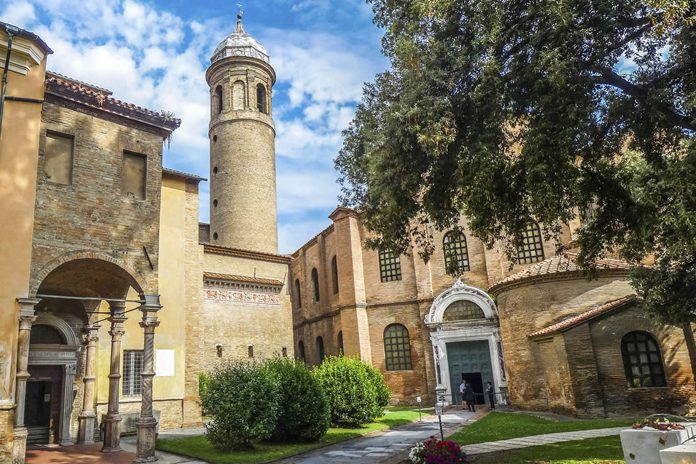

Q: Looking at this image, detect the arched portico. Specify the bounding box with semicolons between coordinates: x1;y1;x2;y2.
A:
425;279;507;406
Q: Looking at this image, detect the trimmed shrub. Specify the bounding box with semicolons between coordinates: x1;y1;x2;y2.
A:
313;356;391;426
200;361;280;450
264;358;330;441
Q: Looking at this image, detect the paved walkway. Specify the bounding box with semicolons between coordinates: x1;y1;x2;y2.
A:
461;426;626;455
273;409;478;464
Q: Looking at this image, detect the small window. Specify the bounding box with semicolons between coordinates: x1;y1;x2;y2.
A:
379;249;402;282
215;85;223;114
213;199;218;208
248;345;254;358
122;152;147;200
44;132;74;185
311;268;320;302
298;341;306;364
442;300;485;322
443;230;470;274
256;84;267;113
316;336;325;364
517;222;545;264
337;331;344;356
384;324;412;370
123;350;144;397
331;256;339;294
294;278;302;308
281;347;287;357
622;332;666;388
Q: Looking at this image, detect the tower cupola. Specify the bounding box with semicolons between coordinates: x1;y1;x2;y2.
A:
211;13;270;64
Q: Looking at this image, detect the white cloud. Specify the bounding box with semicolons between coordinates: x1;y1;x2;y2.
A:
0;1;36;27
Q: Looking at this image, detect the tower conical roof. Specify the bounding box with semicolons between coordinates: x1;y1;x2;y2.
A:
211;13;269;64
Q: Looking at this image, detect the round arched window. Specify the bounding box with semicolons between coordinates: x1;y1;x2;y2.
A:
442;300;485;322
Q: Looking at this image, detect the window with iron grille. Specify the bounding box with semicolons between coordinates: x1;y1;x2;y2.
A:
379;249;402;282
122;350;143;397
442;300;485;322
443;230;471;274
517;222;545;264
622;332;666;388
383;324;412;370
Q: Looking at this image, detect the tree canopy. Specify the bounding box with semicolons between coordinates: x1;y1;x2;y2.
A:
337;0;695;322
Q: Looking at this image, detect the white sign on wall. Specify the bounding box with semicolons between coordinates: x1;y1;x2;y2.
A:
155;349;175;377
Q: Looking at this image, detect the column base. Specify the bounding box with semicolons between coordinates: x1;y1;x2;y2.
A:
134;417;158;463
77;413;96;444
101;414;122;453
12;427;28;464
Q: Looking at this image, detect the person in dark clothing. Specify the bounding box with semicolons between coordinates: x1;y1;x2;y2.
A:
485;382;495;409
463;381;476;412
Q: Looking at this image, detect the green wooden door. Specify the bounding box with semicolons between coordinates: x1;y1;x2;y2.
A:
446;340;494;404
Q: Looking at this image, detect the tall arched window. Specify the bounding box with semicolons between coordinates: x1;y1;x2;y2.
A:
298;341;306;364
384;324;412;371
622;332;666;387
232;80;245;109
311;268;320;302
337;331;344;355
214;85;223;114
294;278;302;309
517;222;545;264
331;256;339;294
257;84;267;113
316;336;325;364
442;300;485;322
30;325;65;344
443;230;470;274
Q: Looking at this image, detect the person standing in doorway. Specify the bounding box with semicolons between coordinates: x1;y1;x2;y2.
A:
463;381;476;412
486;382;495;409
459;379;466;409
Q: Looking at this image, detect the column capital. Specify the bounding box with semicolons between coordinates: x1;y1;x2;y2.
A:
139;293;162;311
17;297;40;321
108;300;127;314
83;324;100;344
139;320;160;330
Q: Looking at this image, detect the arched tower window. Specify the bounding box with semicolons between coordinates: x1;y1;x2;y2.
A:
294;278;302;309
298;341;306;364
622;332;666;388
257;84;267;114
384;324;412;371
442;300;485;322
443;230;470;274
331;256;339;294
517;221;545;264
311;268;320;302
316;336;325;364
214;85;223;114
337;331;344;356
232;80;245;110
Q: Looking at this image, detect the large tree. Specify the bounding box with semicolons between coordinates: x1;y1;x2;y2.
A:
336;0;696;373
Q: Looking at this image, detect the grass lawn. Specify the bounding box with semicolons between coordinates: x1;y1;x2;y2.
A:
450;412;634;445
471;435;625;464
156;407;423;464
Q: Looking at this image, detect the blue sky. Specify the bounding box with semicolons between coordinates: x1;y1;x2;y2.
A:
1;0;388;253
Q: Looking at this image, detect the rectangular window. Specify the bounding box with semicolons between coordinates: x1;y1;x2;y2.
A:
379;249;402;282
44;131;74;185
248;345;254;358
122;151;147;200
122;350;143;397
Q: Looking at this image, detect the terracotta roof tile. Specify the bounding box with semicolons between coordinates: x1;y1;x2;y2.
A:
528;295;638;339
489;252;631;294
45;72;181;132
203;272;283;287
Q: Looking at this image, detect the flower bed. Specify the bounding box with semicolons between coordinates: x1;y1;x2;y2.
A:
410;436;467;464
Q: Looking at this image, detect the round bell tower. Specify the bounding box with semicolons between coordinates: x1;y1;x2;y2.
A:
206;12;278;253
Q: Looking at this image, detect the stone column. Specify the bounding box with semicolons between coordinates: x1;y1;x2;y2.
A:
12;298;39;464
135;294;161;463
102;301;126;453
77;325;99;444
60;363;76;445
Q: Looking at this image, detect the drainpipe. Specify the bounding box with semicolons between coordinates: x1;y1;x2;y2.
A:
0;24;19;141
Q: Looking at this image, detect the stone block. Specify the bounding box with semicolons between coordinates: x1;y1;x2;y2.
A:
620;425;696;464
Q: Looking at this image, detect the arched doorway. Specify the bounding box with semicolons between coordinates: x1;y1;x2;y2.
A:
26;313;80;445
425;279;507;405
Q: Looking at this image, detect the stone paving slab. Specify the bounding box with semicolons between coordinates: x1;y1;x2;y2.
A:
462;426;627;455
